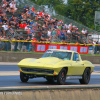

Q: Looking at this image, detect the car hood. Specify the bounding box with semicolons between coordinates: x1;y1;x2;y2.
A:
18;57;63;68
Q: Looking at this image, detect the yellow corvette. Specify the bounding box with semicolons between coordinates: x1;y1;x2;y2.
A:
18;49;94;85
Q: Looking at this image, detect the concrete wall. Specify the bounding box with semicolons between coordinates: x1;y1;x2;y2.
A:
0;52;100;64
0;88;100;100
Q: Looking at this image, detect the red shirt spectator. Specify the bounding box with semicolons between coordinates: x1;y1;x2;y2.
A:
39;12;42;16
20;23;24;28
32;37;37;45
31;7;35;12
20;23;27;28
23;23;27;28
27;28;31;34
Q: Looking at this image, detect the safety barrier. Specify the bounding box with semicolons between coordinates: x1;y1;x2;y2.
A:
0;39;98;45
0;86;100;100
0;39;98;54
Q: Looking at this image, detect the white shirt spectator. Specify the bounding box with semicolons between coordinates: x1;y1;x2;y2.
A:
65;24;68;29
47;30;52;36
67;29;71;34
2;24;8;31
81;29;86;34
37;11;39;15
9;2;13;8
85;29;88;34
2;3;6;8
25;25;29;30
56;25;59;29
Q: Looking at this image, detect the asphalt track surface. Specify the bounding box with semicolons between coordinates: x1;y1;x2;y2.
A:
0;65;100;87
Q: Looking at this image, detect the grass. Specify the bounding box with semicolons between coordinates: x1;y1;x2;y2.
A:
0;51;44;54
0;51;100;56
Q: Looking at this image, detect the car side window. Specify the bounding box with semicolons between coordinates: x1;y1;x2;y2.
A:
73;53;79;61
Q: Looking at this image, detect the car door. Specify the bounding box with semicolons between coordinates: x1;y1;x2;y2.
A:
71;53;84;75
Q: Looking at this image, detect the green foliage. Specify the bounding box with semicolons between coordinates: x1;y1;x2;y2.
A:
31;0;100;29
65;0;100;29
31;0;63;7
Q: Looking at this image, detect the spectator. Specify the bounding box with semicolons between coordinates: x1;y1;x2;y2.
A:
24;5;28;13
30;6;35;16
15;22;19;29
11;36;16;51
5;35;11;51
19;36;24;51
31;36;37;52
2;22;8;36
47;28;52;40
26;9;31;18
8;26;15;36
57;28;61;39
81;28;86;36
0;16;2;24
52;28;56;38
9;1;17;15
40;33;46;41
27;28;32;37
60;29;65;40
25;25;29;31
6;2;10;13
25;36;31;52
94;41;98;54
14;36;19;51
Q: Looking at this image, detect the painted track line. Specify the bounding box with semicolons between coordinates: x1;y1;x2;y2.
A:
0;71;100;76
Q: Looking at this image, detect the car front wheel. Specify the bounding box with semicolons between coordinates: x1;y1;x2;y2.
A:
57;68;66;85
20;72;29;82
79;68;90;84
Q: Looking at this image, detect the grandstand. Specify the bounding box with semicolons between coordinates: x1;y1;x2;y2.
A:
0;0;100;52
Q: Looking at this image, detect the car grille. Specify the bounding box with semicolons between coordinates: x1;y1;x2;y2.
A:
21;68;54;74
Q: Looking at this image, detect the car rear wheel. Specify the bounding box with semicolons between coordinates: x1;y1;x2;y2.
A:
79;68;90;84
20;72;29;82
57;68;66;85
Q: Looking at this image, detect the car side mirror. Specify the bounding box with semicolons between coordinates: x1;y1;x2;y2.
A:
76;58;79;61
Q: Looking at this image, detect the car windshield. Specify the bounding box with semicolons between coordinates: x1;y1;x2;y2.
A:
42;50;72;60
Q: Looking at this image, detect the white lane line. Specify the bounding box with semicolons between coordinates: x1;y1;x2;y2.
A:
0;71;100;76
92;71;100;75
0;71;19;76
0;62;18;65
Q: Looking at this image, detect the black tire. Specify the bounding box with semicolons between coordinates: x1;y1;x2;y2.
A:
57;68;66;85
46;76;54;83
20;72;29;82
79;68;90;84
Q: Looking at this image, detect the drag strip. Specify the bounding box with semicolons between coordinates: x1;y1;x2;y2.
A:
0;65;100;87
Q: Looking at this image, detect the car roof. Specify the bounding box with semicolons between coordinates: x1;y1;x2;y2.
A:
48;49;78;53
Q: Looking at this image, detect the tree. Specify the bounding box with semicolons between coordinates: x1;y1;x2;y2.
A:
31;0;100;29
66;0;100;29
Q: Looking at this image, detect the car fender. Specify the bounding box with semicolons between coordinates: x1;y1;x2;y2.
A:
18;58;36;67
81;60;95;73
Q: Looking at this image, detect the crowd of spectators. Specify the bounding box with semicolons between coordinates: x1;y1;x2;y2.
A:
0;0;99;53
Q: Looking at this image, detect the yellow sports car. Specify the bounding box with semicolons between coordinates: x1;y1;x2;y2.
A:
18;49;94;85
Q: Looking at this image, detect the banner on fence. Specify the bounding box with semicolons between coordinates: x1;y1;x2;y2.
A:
35;43;89;54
